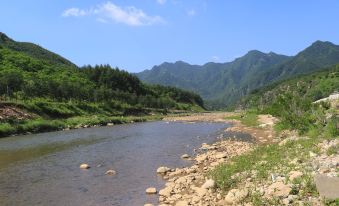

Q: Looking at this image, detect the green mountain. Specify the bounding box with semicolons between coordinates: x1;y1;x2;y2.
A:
0;32;204;118
239;64;339;135
0;32;76;67
241;64;339;109
137;41;339;109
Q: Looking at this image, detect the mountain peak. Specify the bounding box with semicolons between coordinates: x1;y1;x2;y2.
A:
246;50;265;56
0;32;13;43
174;60;189;65
311;40;334;46
299;40;338;57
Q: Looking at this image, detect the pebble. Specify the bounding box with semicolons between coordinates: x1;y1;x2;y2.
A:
79;164;90;169
146;187;157;194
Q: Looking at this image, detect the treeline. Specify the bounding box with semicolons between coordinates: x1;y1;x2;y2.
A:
0;46;204;111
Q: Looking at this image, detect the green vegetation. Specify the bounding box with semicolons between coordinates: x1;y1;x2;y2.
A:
211;137;324;190
0;32;204;137
0;114;163;137
137;41;339;109
241;65;339;136
211;65;338;204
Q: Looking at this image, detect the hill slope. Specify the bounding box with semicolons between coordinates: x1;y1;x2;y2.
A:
240;64;339;110
0;32;76;67
137;41;339;108
0;32;204;137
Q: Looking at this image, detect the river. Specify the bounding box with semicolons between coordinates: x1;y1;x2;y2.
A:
0;121;250;206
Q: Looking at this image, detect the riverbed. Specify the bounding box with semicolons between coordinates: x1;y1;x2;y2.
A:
0;121;245;206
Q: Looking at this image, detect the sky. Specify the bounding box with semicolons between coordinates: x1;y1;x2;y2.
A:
1;0;339;72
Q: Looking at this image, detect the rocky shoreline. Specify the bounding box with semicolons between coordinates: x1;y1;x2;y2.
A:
156;139;253;206
145;112;339;206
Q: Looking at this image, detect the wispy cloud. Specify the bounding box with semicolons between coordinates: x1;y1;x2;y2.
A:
156;0;167;5
187;9;196;16
62;8;87;17
62;2;165;26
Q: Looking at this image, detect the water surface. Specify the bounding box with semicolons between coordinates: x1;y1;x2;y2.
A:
0;121;233;206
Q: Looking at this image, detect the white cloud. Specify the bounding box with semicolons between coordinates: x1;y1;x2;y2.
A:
62;8;87;17
62;2;165;26
187;9;196;16
157;0;167;5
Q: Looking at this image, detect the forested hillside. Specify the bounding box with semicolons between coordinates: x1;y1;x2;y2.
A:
0;32;204;137
239;64;339;134
137;41;339;109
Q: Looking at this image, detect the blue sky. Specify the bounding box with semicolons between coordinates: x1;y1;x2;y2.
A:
1;0;339;72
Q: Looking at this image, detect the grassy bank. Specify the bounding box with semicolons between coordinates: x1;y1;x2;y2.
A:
211;103;338;205
0;96;206;137
0;114;164;138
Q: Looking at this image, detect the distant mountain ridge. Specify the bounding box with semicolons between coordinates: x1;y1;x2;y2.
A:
136;40;339;108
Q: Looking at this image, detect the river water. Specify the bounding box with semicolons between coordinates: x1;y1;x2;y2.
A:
0;121;249;206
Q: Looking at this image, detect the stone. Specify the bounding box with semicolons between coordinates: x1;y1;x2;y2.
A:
266;182;291;198
157;166;171;174
105;169;116;175
318;168;330;174
107;123;114;126
79;163;90;169
201;179;215;189
175;200;189;206
196;154;208;162
224;189;249;204
195;187;208;197
315;174;339;199
146;187;157;194
159;187;172;197
289;171;303;181
181;154;190;159
215;153;227;159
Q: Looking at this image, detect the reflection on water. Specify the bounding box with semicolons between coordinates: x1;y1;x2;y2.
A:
0;121;238;206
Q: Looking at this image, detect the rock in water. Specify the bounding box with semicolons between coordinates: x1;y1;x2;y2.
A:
157;166;171;174
181;154;190;159
79;164;90;169
105;169;116;175
201;179;215;189
145;187;157;194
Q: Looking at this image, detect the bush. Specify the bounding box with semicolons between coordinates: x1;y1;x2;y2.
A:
0;123;16;137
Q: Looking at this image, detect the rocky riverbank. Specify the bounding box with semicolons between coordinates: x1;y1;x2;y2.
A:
156;140;253;205
145;112;339;206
